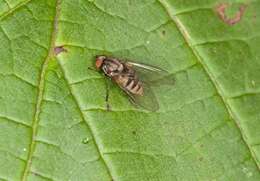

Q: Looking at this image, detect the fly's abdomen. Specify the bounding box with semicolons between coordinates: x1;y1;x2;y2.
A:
116;75;143;96
125;77;143;95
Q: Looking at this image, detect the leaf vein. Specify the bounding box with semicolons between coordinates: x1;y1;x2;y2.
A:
0;114;31;128
0;149;25;162
29;170;54;181
0;0;32;21
104;150;177;161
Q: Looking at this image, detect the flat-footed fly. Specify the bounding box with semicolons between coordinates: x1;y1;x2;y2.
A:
95;55;174;111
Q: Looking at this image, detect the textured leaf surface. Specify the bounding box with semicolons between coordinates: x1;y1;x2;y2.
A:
0;0;259;180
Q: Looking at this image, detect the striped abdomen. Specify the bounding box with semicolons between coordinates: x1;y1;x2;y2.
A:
115;74;143;96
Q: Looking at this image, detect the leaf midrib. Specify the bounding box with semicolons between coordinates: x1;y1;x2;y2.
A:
20;0;114;180
21;0;61;180
158;0;260;170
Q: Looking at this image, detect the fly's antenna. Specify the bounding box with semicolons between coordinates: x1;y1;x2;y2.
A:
88;67;97;72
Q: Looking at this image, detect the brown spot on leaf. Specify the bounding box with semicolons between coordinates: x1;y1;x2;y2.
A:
216;3;247;25
54;45;67;55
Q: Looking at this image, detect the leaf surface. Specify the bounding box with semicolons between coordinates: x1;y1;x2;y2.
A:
0;0;259;180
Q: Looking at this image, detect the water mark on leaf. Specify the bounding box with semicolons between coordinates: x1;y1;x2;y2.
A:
54;45;67;55
242;167;253;177
82;137;90;144
215;3;247;25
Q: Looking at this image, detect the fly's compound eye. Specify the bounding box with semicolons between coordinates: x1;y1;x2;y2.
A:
95;55;106;69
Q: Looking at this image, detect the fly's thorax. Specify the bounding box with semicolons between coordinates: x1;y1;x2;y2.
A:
102;59;124;77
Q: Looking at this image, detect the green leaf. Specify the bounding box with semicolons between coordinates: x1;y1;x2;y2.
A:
0;0;259;180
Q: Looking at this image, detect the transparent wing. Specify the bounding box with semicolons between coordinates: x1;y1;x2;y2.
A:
115;81;158;112
125;61;175;86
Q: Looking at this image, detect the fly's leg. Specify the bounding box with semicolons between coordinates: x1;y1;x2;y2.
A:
105;87;110;111
105;78;111;111
88;66;110;110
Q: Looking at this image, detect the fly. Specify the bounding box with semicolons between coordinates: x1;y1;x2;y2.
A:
95;55;174;111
